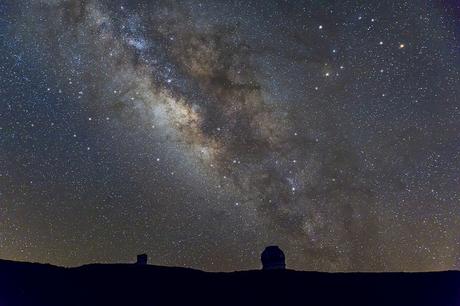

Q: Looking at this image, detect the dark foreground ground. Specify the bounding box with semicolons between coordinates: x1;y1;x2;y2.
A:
0;259;459;306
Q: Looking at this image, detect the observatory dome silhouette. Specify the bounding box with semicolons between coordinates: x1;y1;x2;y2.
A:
136;254;148;265
261;246;286;270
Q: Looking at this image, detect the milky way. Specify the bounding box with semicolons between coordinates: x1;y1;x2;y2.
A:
1;0;459;271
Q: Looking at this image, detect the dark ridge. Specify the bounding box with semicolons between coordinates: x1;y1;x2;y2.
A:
0;259;459;306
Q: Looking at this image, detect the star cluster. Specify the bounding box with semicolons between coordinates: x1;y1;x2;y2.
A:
0;0;459;271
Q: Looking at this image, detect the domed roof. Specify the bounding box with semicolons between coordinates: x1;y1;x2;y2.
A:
261;246;286;270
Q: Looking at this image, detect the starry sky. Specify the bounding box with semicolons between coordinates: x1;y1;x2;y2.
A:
1;0;459;272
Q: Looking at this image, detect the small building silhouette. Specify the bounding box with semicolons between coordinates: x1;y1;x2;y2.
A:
261;246;286;270
136;254;148;265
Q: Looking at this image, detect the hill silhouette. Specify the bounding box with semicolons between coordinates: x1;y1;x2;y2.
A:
0;259;459;306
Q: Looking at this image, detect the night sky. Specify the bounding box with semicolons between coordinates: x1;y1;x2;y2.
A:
1;0;459;272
